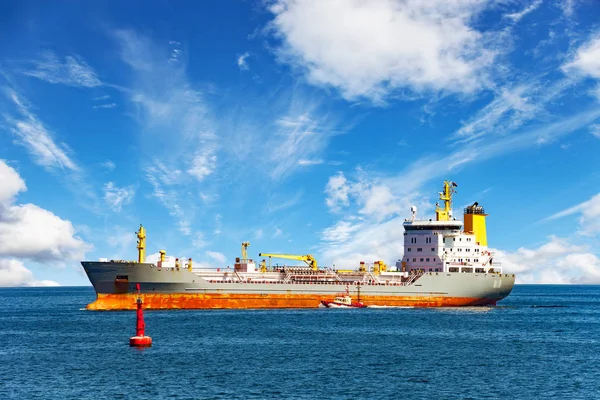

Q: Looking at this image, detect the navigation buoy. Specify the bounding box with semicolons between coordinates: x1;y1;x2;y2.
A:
129;283;152;347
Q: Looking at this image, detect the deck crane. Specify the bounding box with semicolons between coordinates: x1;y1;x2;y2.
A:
258;253;318;271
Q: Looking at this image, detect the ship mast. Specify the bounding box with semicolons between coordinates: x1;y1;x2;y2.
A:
136;224;146;263
435;181;457;221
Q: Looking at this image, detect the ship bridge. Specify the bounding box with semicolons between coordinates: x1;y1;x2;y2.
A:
402;220;462;232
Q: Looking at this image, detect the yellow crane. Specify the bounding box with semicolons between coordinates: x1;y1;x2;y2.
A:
258;253;318;271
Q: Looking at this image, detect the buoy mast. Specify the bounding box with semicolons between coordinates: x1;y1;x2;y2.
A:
129;283;152;347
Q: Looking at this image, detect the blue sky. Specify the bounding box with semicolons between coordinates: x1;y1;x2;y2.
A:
1;0;599;286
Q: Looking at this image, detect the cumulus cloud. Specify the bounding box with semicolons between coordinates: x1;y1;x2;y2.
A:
103;182;135;212
0;258;60;287
324;170;404;221
21;51;102;88
495;236;600;284
267;0;498;101
0;160;90;262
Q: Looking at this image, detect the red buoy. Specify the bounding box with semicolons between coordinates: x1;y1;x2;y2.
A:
130;283;152;347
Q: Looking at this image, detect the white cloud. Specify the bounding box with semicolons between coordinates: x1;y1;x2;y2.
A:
100;160;116;171
298;158;323;166
188;151;217;182
3;89;78;171
267;0;498;101
255;228;264;239
325;172;350;212
495;236;600;284
267;110;341;180
560;0;580;18
115;29;218;230
0;160;91;262
103;182;135;212
206;250;227;263
193;232;206;248
92;103;117;109
562;34;600;79
453;77;578;142
21;51;102;88
504;0;542;23
0;160;26;204
237;52;250;70
146;162;192;235
546;192;600;236
325;170;408;221
590;124;600;138
0;258;60;287
265;191;303;213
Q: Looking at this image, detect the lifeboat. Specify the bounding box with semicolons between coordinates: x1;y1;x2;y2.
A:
320;294;366;308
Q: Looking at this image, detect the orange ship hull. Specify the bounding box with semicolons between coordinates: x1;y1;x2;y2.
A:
87;293;497;310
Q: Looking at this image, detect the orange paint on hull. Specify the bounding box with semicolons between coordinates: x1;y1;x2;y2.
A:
87;293;498;310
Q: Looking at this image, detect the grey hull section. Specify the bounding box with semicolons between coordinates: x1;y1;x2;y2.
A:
81;261;515;304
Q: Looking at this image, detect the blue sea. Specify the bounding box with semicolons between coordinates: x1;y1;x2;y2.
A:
1;285;599;399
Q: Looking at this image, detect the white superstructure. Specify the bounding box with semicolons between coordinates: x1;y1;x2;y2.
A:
396;182;501;275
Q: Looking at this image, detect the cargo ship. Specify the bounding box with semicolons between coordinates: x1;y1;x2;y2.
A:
81;181;515;310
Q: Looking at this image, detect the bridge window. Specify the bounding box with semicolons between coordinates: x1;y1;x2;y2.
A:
413;258;416;262
407;248;412;252
420;258;424;262
426;258;430;262
417;248;422;252
431;248;435;251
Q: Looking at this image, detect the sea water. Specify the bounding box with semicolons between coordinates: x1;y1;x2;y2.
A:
0;285;599;399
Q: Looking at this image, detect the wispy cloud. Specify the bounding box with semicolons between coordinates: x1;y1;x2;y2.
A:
545;192;600;236
504;0;542;23
206;250;226;263
92;103;117;109
145;162;192;235
3;88;78;171
114;29;220;235
452;78;576;142
237;52;250;70
20;51;102;88
264;190;303;213
590;124;600;138
103;182;135;212
100;160;116;172
267;107;344;180
298;158;323;166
